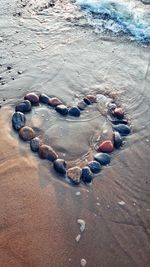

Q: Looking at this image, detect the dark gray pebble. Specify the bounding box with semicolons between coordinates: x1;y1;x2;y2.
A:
7;65;12;70
30;137;41;152
55;104;68;116
113;124;131;136
88;161;102;174
77;100;87;110
83;97;91;105
111;119;128;125
53;159;67;175
15;100;32;113
12;111;25;131
39;93;50;104
68;107;80;117
94;153;111;165
113;131;123;149
81;167;93;183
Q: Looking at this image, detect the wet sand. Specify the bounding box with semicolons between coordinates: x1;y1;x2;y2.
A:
0;0;150;266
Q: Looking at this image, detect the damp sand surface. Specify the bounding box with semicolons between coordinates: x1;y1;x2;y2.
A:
0;1;150;267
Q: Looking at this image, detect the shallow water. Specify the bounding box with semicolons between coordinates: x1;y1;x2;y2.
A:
0;0;150;266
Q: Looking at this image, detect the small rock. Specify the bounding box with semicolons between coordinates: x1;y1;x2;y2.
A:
30;137;41;152
118;201;125;206
113;124;131;136
113;107;124;119
55;104;68;116
75;234;81;242
24;92;39;104
39;144;58;161
15;100;32;113
88;161;102;174
39;93;50;104
94;153;111;165
111;119;128;125
53;159;67;175
19;126;36;141
77;100;87;110
12;111;25;131
81;259;87;267
17;71;22;75
81;167;93;183
98;140;114;153
7;65;12;70
49;97;63;107
67;166;82;185
85;94;96;103
77;219;86;232
107;102;117;111
113;131;123;149
83;97;91;105
68;106;80;117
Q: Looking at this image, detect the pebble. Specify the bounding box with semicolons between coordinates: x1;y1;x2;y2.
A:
81;167;93;183
49;97;63;107
7;65;12;70
19;126;36;141
12;111;25;131
24;92;39;104
67;166;82;185
55;104;68;116
68;106;80;117
15;100;32;113
94;153;111;165
113;131;123;149
98;140;114;153
118;201;125;206
113;124;131;136
39;145;58;161
75;234;81;242
53;158;67;175
111;119;128;125
83;97;91;105
88;161;102;174
81;259;87;267
77;100;87;110
39;93;50;104
30;137;41;152
85;94;96;103
107;102;117;111
77;219;86;232
113;107;124;119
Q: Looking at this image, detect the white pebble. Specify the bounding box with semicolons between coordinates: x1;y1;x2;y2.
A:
76;191;81;196
77;219;86;232
118;201;125;206
75;234;81;242
81;258;87;266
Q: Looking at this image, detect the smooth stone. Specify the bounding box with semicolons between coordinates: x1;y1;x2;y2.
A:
24;92;39;104
113;124;131;136
83;97;91;105
15;100;32;113
77;100;87;110
67;167;82;185
68;107;80;117
49;97;63;107
12;111;25;131
85;94;96;103
111;119;128;125
98;140;114;153
113;131;123;149
113;107;124;119
39;145;58;161
107;102;117;111
55;104;68;115
30;137;41;152
53;159;67;175
19;126;36;141
81;167;93;183
88;161;102;174
94;153;111;165
39;93;50;104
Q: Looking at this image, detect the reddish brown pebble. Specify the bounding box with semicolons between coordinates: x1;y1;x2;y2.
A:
98;140;114;153
113;108;124;119
19;126;36;141
39;144;58;161
85;95;96;103
49;97;63;107
24;92;39;104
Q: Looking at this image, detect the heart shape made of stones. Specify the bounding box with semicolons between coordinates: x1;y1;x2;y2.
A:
12;92;131;186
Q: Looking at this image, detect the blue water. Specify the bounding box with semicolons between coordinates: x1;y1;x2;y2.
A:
76;0;150;44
